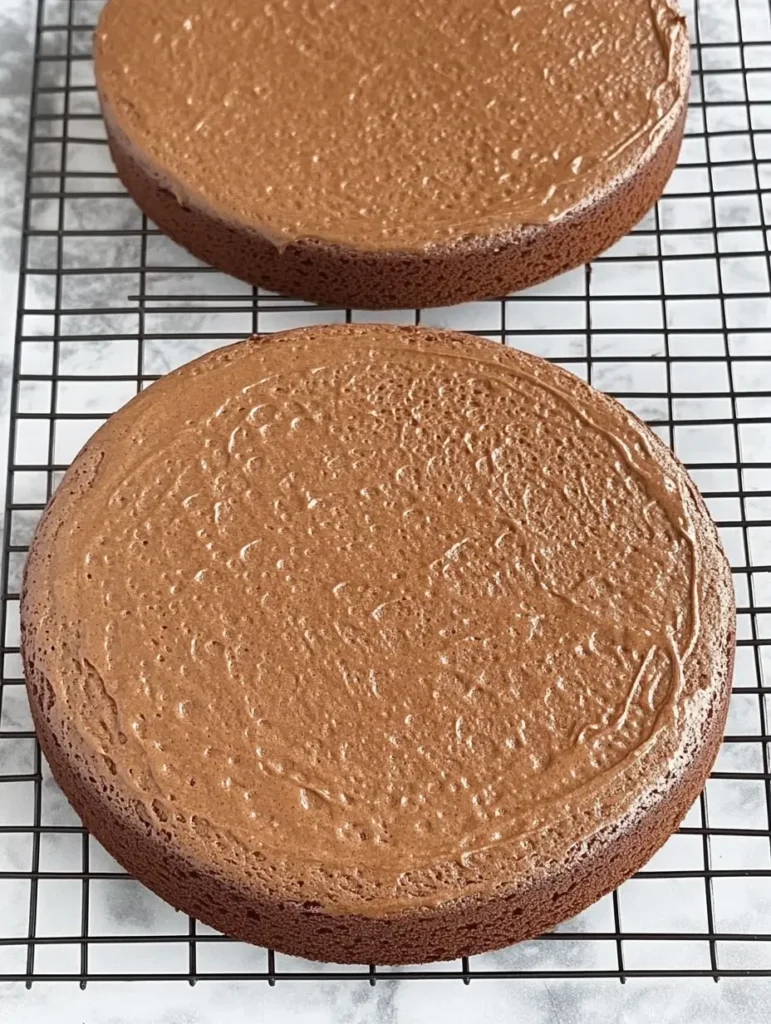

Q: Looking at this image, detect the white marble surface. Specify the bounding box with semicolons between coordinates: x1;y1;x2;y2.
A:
2;0;771;1020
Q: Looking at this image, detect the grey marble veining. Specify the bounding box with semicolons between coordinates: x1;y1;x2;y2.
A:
0;0;36;540
2;0;771;1020
3;973;771;1023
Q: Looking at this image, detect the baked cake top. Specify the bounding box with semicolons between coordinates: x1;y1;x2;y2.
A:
23;325;733;915
94;0;689;251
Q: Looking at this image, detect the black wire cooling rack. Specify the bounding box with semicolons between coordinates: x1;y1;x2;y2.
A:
2;0;771;989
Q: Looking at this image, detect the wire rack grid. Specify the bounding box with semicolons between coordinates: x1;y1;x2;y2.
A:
1;0;771;990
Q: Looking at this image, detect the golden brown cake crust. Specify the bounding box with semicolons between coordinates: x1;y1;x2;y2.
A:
22;326;735;964
94;0;690;308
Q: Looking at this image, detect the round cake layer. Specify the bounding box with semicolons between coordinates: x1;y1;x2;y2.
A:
23;325;734;964
94;0;690;308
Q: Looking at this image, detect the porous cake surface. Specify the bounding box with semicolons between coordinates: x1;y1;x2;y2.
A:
22;325;734;962
93;0;690;307
95;0;687;249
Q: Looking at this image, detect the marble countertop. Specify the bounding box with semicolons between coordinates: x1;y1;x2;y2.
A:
2;0;771;1020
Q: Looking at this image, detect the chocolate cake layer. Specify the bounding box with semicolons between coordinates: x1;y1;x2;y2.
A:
22;325;734;963
94;0;690;307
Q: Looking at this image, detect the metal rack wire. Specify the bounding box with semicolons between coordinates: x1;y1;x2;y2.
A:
1;0;771;988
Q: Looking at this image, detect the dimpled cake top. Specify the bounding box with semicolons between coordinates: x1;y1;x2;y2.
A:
23;325;733;914
94;0;689;251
